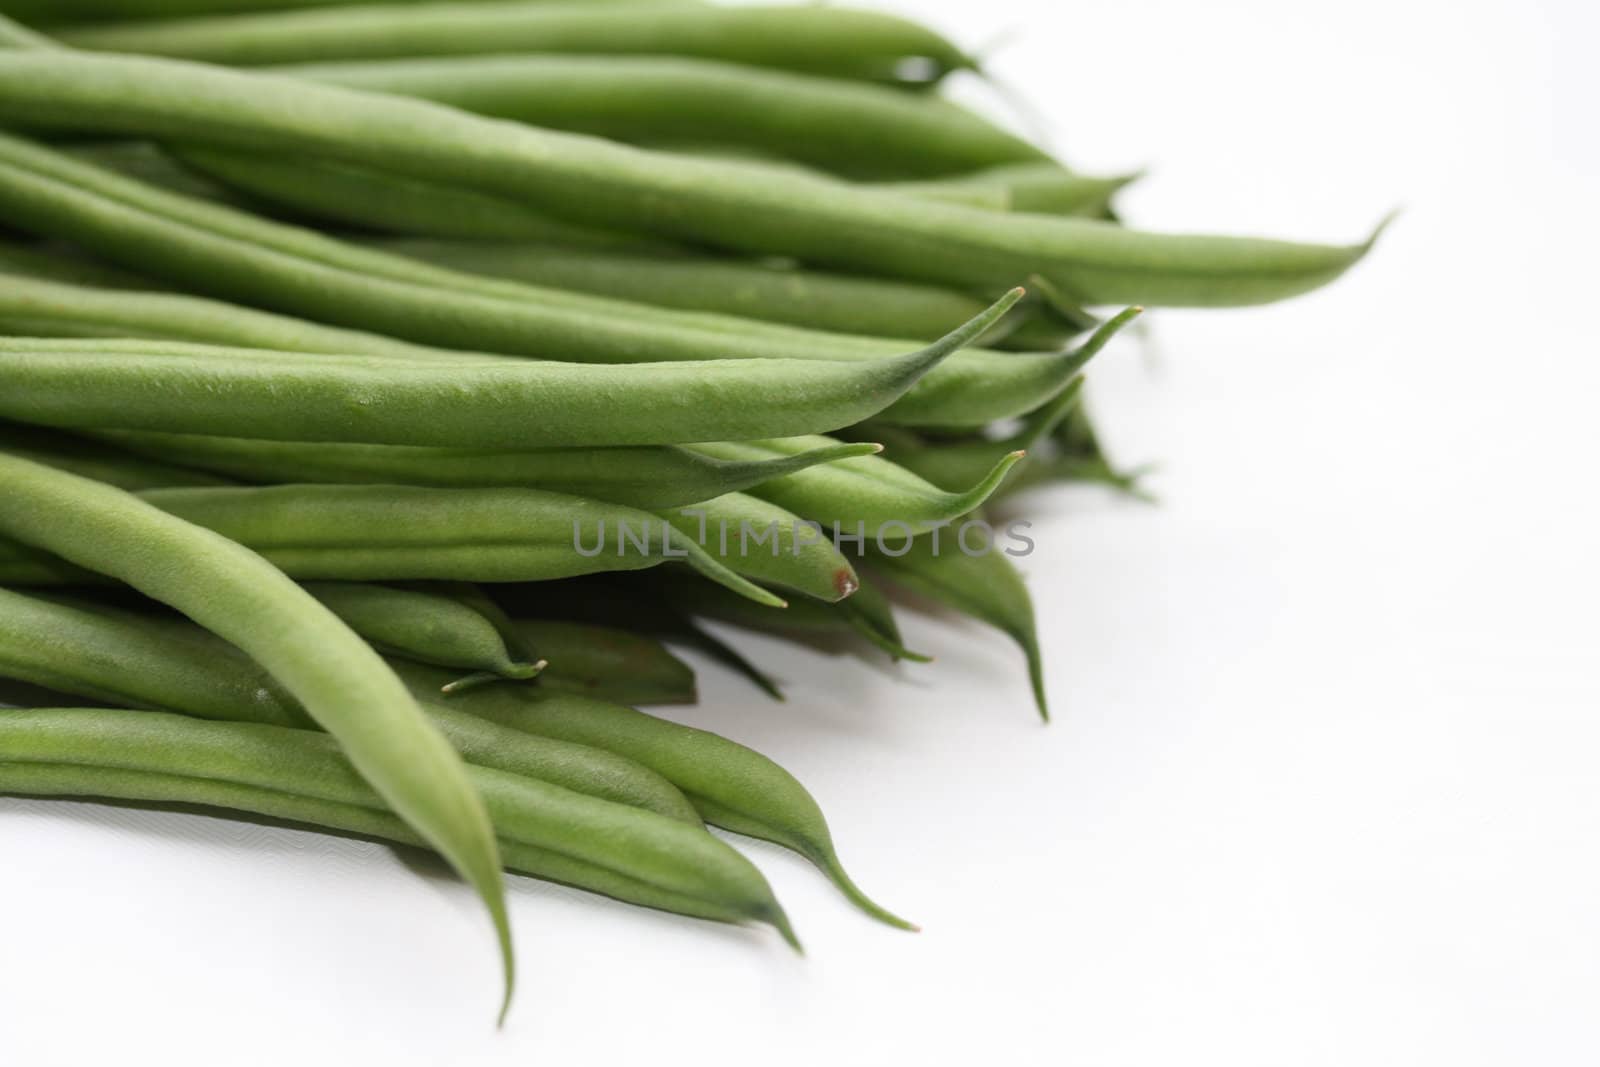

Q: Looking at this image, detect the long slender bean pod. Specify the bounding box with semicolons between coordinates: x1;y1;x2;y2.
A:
0;708;793;940
0;271;473;358
173;144;671;244
0;299;1005;447
10;0;516;22
0;135;1072;425
0;146;1067;426
0;52;1383;306
0;587;701;821
97;430;882;510
395;660;912;930
266;53;1048;180
0;483;787;607
304;582;543;684
56;3;974;82
368;237;1075;347
0;454;514;1014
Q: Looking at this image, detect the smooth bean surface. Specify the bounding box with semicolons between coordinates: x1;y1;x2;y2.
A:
0;52;1382;306
57;3;973;82
0;708;792;939
272;53;1048;179
97;430;881;510
305;581;542;684
0;587;701;820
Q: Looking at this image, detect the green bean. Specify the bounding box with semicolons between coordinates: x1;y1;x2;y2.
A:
96;429;882;510
870;536;1049;721
0;420;231;490
0;586;306;727
0;708;794;942
266;53;1049;179
888;379;1088;494
0;483;788;607
689;436;1022;543
304;582;543;685
515;620;697;707
0;51;1380;307
870;303;1138;427
367;237;1076;347
0;453;514;1015
395;659;912;930
890;163;1137;218
174;144;670;245
12;0;505;22
0;135;1059;426
57;3;974;82
0;271;473;357
663;492;860;604
0;586;702;821
0;301;1003;448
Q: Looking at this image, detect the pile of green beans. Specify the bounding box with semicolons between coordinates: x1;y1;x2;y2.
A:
0;1;1377;1022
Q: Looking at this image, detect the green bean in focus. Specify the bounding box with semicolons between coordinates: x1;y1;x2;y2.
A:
0;453;515;1017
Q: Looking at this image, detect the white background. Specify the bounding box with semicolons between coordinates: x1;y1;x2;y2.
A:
3;0;1597;1063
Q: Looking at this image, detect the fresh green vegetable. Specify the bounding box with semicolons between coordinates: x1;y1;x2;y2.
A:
0;452;515;1018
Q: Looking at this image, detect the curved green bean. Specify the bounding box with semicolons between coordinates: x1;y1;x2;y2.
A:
0;708;794;942
0;137;1058;426
57;3;975;82
264;53;1047;180
12;0;524;22
0;587;702;821
0;483;788;607
97;430;882;510
0;52;1382;306
174;144;669;244
0;271;469;358
0;301;1003;447
367;237;1076;347
395;660;913;930
0;453;514;1015
304;582;542;684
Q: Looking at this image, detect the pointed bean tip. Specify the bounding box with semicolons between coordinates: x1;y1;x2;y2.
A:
1364;209;1401;251
769;907;804;955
